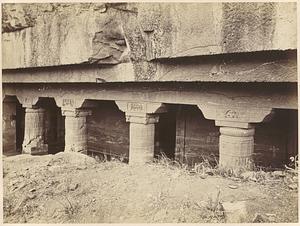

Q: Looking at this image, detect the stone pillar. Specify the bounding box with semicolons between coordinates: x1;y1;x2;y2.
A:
62;109;91;154
115;101;166;164
22;108;48;155
197;104;273;171
3;99;17;155
219;126;255;170
127;114;159;164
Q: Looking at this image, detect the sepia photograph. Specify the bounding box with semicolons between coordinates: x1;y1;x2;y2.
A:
1;0;298;224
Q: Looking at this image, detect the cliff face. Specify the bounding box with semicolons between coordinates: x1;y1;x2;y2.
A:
2;2;297;69
122;2;297;60
2;3;129;69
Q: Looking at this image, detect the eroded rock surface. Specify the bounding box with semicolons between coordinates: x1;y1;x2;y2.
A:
2;3;129;68
2;2;297;79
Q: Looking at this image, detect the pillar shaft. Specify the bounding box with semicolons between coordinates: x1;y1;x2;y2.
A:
127;114;159;164
219;127;255;170
3;100;17;155
63;109;91;154
22;108;48;155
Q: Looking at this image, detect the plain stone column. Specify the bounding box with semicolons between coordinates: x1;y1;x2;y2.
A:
219;127;255;170
22;108;48;155
127;114;159;164
63;109;91;154
3;100;17;155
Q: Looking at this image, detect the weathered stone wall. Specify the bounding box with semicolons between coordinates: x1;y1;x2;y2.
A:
175;105;220;166
123;2;296;60
118;2;297;81
175;106;298;168
87;101;129;158
2;3;129;69
2;2;297;70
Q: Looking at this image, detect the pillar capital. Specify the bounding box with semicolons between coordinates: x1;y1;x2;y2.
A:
115;101;167;115
220;127;255;137
215;120;254;129
18;96;39;108
55;97;85;110
62;108;92;117
197;104;273;127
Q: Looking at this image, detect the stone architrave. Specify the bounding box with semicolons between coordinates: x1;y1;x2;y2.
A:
22;107;48;155
62;108;92;154
116;101;166;164
197;104;273;170
2;98;17;155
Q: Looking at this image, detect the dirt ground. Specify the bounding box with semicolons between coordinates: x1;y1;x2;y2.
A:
2;152;298;223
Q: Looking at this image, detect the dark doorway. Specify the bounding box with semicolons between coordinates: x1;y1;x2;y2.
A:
16;101;25;153
254;109;298;168
86;100;129;161
37;97;65;154
155;104;177;159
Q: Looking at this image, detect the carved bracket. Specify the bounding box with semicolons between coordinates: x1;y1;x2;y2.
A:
17;96;39;108
56;97;85;110
197;104;274;128
115;100;166;124
115;101;167;115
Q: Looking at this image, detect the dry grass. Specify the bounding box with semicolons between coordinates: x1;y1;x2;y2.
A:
3;152;298;223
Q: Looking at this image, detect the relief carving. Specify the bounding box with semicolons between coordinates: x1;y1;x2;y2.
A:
224;110;238;119
128;102;145;113
62;99;75;107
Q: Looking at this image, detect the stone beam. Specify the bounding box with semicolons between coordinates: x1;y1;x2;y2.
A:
116;101;166;164
4;83;297;110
